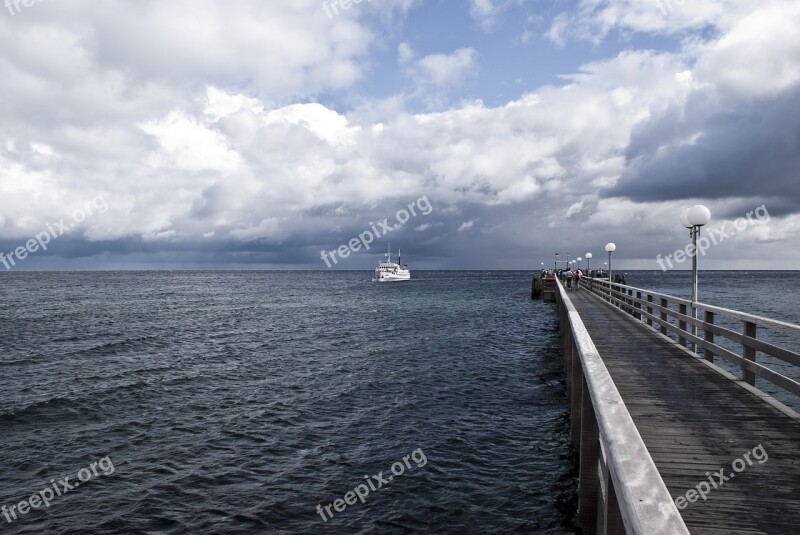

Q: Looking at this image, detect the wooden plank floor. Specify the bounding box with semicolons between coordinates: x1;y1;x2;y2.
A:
567;288;800;535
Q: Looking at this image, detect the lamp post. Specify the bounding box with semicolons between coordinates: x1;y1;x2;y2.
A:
681;205;711;352
585;252;592;273
577;257;582;273
605;243;616;282
605;243;616;302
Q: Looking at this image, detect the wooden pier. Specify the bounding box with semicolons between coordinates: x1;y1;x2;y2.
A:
531;272;557;302
554;277;800;534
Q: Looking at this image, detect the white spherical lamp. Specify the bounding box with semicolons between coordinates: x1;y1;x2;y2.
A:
687;205;711;227
680;208;692;229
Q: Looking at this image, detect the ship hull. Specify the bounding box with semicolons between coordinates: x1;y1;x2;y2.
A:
373;270;411;282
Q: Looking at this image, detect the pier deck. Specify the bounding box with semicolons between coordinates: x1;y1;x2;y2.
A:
567;287;800;534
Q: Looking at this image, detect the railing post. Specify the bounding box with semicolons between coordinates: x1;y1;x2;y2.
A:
563;312;571;393
578;376;600;534
603;475;625;535
660;298;668;335
678;304;687;347
636;291;642;321
570;334;583;448
559;289;568;378
704;311;714;362
743;321;757;386
646;294;653;327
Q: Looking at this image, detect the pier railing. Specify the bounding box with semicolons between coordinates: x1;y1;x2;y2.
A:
582;278;800;397
556;279;689;535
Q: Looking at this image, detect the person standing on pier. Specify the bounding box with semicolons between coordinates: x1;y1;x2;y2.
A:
574;269;582;290
565;269;573;289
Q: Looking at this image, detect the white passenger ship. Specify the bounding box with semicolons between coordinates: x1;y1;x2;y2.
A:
372;245;411;282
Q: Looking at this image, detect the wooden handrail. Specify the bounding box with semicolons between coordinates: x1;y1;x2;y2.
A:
583;278;800;396
557;279;690;534
588;277;800;334
694;302;800;336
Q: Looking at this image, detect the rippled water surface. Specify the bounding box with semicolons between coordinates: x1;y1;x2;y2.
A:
0;271;577;534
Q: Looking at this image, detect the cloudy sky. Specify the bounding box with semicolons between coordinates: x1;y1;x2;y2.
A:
1;0;798;270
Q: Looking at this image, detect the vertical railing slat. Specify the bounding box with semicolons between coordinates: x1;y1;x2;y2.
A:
743;321;757;386
704;311;715;362
604;475;624;535
570;332;583;447
678;304;688;347
636;291;642;322
578;376;600;534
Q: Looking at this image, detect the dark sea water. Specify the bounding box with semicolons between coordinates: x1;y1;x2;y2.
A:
3;270;797;535
0;271;577;535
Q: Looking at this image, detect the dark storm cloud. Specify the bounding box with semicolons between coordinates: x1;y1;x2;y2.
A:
0;198;555;270
607;87;800;209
